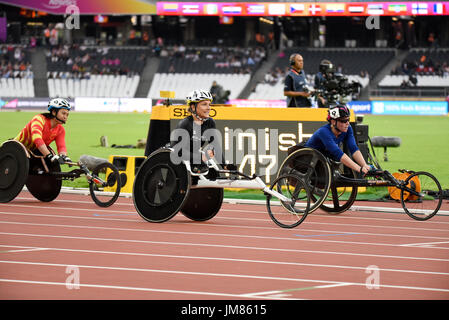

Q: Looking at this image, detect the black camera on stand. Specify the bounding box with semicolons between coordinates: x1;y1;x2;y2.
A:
313;61;362;106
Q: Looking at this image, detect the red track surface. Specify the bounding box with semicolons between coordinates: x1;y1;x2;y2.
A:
1;191;448;300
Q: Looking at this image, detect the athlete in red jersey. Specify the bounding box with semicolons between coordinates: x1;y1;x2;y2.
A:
15;98;72;164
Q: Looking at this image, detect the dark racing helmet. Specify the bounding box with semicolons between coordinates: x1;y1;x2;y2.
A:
327;104;350;122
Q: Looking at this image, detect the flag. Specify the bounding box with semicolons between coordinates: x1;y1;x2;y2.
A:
204;4;218;15
433;3;444;14
162;3;178;13
182;4;199;14
268;3;285;15
309;4;322;15
326;4;345;13
348;5;364;13
247;4;265;15
388;4;407;13
367;4;384;15
290;4;305;14
222;5;242;15
412;3;428;14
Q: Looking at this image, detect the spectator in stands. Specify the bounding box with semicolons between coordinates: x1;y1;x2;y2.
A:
284;53;312;108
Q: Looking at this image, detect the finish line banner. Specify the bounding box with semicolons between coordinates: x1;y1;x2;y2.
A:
145;106;356;184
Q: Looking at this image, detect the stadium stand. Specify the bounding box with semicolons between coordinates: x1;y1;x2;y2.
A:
147;46;265;100
379;48;449;87
0;45;34;97
46;45;149;98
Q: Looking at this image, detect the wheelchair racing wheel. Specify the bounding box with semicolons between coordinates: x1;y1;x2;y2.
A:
89;162;121;207
277;148;331;214
26;154;62;202
180;187;224;221
400;171;442;221
132;149;191;222
320;165;358;214
0;140;29;203
266;173;311;228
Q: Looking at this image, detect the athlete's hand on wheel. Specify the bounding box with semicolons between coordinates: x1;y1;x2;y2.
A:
45;153;61;166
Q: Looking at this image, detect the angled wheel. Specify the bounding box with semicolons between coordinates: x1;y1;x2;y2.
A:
89;162;121;207
26;154;61;202
0;140;29;203
278;148;331;214
401;171;442;221
267;173;311;228
132;149;191;223
181;188;224;221
320;165;358;214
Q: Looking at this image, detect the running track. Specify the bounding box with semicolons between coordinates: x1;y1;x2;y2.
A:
1;190;448;301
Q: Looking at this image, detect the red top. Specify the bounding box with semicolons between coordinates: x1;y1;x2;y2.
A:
15;114;67;154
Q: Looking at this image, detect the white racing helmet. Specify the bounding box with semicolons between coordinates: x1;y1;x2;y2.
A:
186;90;213;105
48;98;71;112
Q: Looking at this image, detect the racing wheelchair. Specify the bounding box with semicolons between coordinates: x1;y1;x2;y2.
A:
278;146;443;221
132;146;312;228
0;140;121;207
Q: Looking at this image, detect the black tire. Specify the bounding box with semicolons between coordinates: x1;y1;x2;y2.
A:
132;149;191;223
267;173;311;228
0;140;29;203
401;171;442;221
181;188;224;221
320;166;358;214
26;157;61;202
89;162;121;207
277;148;331;214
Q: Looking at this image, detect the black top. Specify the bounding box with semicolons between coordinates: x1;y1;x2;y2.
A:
284;68;311;108
170;116;224;165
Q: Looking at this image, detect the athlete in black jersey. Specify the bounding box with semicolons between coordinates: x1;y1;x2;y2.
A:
170;89;235;174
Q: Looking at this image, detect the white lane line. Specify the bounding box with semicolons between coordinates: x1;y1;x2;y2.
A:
2;211;449;235
0;278;294;300
1;232;449;263
242;283;353;298
2;220;449;250
1;261;448;293
400;241;449;248
3;202;449;226
1;244;448;276
0;248;48;253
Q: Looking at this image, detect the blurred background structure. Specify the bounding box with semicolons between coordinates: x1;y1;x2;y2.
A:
0;0;448;104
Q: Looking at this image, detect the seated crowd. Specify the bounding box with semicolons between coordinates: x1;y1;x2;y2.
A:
0;45;33;79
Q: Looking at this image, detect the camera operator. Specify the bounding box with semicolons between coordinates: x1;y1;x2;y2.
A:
313;63;362;107
314;59;334;108
283;53;312;108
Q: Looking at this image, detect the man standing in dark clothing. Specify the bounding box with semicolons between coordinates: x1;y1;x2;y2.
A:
283;53;312;108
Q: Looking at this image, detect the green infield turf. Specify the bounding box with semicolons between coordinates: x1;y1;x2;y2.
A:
1;111;448;193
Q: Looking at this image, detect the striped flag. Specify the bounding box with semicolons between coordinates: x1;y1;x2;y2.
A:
247;4;265;15
204;4;218;15
388;4;407;13
222;5;242;15
268;3;285;15
367;4;384;15
348;5;364;13
162;3;178;13
433;3;444;14
326;4;345;13
290;4;305;14
182;4;199;14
